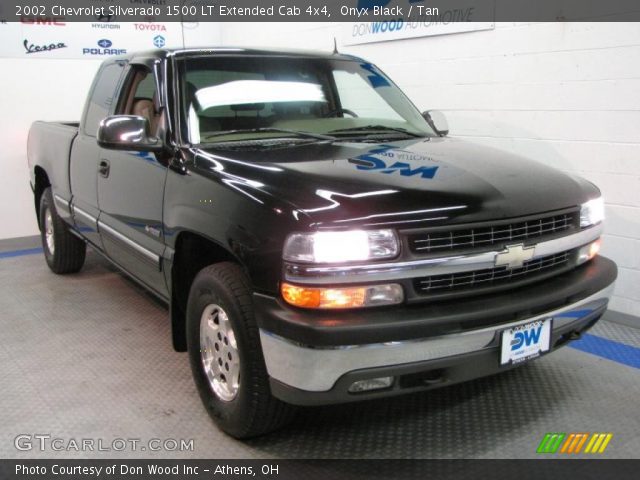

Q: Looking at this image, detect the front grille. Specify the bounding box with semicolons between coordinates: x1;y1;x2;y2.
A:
408;211;578;255
414;251;572;295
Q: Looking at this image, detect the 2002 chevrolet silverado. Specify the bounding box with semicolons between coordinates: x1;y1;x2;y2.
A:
28;48;617;438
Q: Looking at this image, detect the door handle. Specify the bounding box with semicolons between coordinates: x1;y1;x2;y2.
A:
98;159;110;178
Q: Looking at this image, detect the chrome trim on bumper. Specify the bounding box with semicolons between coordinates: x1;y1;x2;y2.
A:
259;284;613;392
284;224;603;285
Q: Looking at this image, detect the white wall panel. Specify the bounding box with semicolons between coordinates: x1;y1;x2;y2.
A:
0;23;222;239
0;58;101;239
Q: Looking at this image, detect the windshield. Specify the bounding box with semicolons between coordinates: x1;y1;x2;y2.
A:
177;55;435;145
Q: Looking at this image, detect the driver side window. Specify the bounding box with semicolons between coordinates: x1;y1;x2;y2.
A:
118;67;161;136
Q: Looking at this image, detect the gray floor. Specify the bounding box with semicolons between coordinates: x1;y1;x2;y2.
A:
1;247;639;459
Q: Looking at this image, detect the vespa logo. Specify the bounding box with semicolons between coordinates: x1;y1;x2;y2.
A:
23;39;67;54
511;325;543;351
494;243;535;270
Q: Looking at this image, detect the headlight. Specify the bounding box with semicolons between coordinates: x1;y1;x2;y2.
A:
283;229;399;263
580;197;605;228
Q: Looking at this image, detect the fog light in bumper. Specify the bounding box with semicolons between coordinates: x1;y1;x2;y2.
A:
281;282;403;309
348;377;394;393
577;239;601;265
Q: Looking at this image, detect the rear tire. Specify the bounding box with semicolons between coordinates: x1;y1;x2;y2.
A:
39;188;86;274
186;262;296;438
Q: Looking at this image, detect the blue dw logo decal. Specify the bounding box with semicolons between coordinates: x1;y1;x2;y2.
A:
350;145;440;179
511;325;543;351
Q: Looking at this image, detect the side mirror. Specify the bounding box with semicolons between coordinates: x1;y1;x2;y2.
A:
422;110;449;136
97;115;162;152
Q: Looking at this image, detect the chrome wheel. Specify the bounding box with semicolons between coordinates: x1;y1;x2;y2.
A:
200;304;240;402
44;208;55;255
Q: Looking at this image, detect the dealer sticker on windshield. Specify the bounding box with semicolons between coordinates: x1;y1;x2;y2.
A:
500;319;551;366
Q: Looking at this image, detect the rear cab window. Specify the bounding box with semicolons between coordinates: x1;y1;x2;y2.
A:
83;62;125;137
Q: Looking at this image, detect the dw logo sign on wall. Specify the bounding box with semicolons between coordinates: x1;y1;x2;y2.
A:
342;0;494;45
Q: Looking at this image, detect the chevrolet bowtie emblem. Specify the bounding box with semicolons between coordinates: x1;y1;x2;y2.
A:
494;244;536;269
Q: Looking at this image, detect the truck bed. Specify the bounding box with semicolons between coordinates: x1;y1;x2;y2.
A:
27;121;80;201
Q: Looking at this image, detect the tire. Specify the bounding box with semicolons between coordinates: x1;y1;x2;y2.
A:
186;262;296;438
39;187;86;274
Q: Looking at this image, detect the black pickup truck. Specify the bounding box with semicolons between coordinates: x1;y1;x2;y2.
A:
28;48;617;438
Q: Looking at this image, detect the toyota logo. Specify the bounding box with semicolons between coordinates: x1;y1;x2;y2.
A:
97;39;112;48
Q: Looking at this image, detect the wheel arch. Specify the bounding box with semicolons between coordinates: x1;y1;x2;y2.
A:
33;166;51;229
170;230;244;352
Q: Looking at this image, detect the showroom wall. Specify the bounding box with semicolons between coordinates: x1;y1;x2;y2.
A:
0;22;638;318
218;22;640;317
0;23;221;238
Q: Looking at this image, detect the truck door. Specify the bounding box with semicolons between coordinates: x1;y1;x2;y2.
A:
70;61;125;247
96;65;169;298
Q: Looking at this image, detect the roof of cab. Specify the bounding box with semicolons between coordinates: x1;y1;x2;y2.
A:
113;47;364;63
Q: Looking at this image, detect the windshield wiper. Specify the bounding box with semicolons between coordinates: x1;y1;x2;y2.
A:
202;128;336;142
329;125;424;138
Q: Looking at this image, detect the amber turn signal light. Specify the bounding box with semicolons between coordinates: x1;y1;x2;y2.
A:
281;282;403;309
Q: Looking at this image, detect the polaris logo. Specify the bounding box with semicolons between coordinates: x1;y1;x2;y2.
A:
83;39;126;56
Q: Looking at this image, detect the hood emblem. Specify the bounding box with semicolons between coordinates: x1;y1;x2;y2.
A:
494;244;536;269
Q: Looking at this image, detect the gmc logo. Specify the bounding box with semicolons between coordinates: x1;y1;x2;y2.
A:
21;17;66;26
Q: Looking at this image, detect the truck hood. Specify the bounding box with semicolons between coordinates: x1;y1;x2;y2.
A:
193;137;599;229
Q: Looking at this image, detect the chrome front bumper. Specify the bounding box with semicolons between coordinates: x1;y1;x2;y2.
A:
259;284;614;393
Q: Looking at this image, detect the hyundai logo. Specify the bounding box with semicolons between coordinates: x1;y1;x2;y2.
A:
153;35;165;48
97;39;112;48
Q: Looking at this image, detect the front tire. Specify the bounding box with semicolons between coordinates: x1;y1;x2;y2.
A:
39;188;86;274
186;262;296;439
